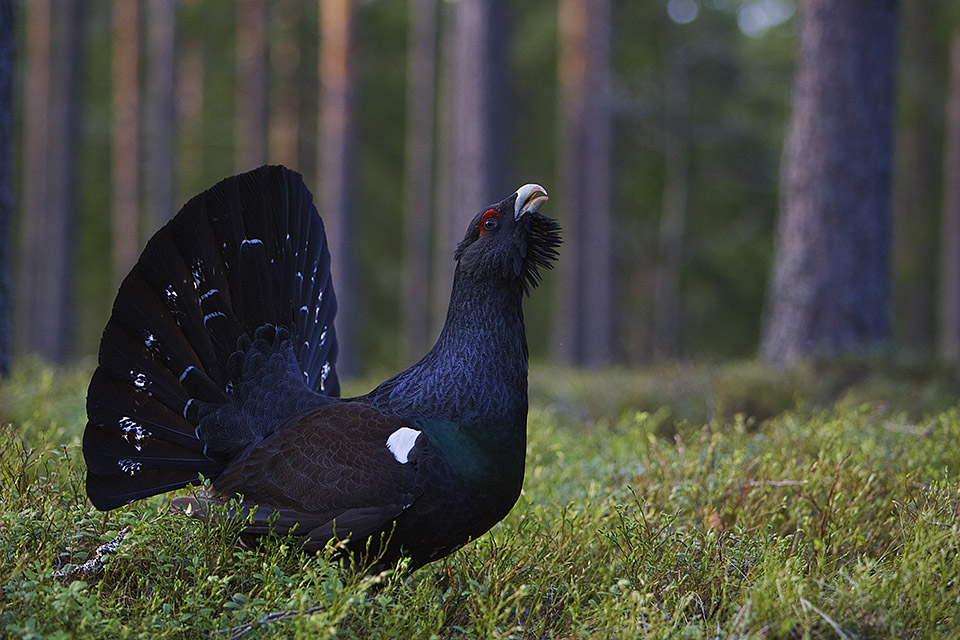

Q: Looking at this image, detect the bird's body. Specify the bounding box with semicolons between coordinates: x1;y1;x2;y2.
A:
83;165;560;570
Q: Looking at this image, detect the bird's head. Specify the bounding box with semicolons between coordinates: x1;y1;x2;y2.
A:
454;184;562;295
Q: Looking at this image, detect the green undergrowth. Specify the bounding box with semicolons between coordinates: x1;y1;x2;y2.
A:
2;359;960;638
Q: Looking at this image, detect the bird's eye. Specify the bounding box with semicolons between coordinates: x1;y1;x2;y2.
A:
479;209;499;236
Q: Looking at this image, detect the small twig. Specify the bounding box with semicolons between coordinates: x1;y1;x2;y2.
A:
55;527;131;579
222;605;327;639
921;518;959;531
882;421;935;437
799;598;852;640
747;480;807;487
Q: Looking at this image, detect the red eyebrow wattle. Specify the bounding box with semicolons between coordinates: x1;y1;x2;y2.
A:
479;209;499;237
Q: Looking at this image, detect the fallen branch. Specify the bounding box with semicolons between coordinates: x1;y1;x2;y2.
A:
55;527;131;579
221;605;328;639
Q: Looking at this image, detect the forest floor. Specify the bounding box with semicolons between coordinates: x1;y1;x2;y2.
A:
2;358;960;639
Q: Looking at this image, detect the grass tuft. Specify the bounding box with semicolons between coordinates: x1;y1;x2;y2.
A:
2;359;960;637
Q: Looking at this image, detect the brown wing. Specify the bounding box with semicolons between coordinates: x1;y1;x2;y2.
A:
172;401;420;547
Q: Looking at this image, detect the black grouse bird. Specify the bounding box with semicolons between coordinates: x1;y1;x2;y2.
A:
83;165;561;570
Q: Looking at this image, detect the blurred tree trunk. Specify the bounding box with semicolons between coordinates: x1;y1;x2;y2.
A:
111;0;139;286
269;0;301;168
760;0;898;366
429;4;453;337
18;0;52;360
432;0;509;335
401;0;437;363
0;0;13;376
939;29;960;362
177;43;204;199
237;0;268;171
653;46;689;360
552;0;613;366
318;0;357;374
145;0;176;229
892;0;945;355
18;0;86;363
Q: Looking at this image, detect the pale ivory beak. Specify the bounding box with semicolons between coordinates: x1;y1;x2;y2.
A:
514;184;549;220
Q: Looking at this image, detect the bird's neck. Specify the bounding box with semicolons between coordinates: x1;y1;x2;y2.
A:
369;272;529;426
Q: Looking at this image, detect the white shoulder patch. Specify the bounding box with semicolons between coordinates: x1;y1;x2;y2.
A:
386;427;421;464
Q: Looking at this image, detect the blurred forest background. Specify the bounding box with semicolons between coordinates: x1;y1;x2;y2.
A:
0;0;958;378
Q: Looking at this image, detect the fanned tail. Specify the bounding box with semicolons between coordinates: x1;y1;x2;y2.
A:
83;165;340;510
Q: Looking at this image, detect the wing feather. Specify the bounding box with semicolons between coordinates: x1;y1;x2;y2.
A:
172;402;419;549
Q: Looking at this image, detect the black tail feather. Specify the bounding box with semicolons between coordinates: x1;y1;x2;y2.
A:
85;469;214;511
84;166;340;510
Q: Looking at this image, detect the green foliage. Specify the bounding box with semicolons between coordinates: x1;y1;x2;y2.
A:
3;361;960;637
0;357;93;448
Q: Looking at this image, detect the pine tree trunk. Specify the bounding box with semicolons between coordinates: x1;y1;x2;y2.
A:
145;0;177;229
318;0;357;374
939;30;960;362
18;0;51;359
111;0;139;286
0;0;13;376
430;4;453;337
401;0;437;362
432;0;509;336
892;0;944;355
552;0;613;366
760;0;898;365
18;0;86;363
237;0;268;171
177;43;204;199
269;0;302;168
653;46;689;360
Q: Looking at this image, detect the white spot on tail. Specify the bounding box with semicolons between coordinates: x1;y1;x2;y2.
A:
199;288;219;302
319;361;331;391
119;417;152;451
241;238;263;246
386;427;421;464
179;365;195;382
118;459;142;475
183;398;194;419
191;260;205;290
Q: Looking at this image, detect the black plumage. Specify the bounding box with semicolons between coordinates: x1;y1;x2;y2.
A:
83;165;561;570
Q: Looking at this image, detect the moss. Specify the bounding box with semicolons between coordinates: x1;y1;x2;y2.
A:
2;360;960;637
